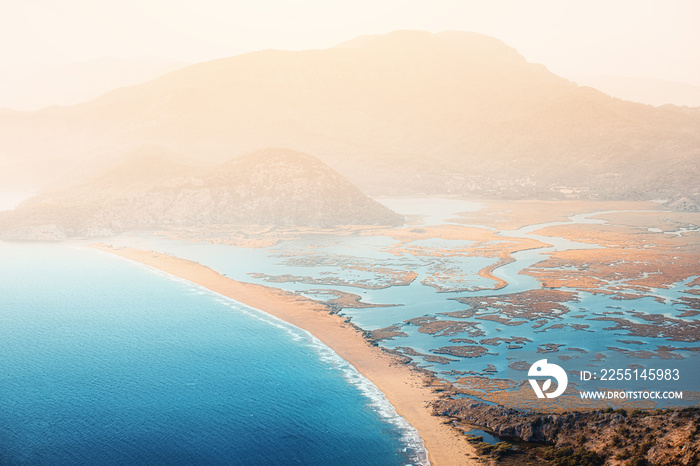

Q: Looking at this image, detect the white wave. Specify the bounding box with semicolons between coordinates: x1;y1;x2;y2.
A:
110;257;430;465
303;333;430;466
216;299;305;343
213;295;430;465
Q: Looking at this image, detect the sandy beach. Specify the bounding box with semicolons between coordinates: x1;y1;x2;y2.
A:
91;244;475;466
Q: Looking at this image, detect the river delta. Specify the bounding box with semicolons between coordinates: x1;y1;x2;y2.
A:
107;198;700;413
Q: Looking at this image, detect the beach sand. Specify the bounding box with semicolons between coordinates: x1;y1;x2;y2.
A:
91;244;475;466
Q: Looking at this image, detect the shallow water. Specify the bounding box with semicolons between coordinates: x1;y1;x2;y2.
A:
463;429;500;445
106;200;699;408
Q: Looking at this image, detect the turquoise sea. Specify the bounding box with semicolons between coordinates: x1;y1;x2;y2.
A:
0;243;425;465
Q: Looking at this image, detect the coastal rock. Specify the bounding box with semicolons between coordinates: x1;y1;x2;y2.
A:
433;399;700;464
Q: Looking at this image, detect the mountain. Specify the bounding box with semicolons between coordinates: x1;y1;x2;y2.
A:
0;148;403;240
662;194;700;212
572;75;700;108
0;57;185;111
1;30;699;200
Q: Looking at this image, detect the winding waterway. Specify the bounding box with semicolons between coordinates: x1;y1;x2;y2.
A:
106;201;699;407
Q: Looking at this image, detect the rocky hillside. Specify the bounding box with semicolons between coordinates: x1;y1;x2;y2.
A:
0;148;402;240
1;30;698;200
434;399;700;465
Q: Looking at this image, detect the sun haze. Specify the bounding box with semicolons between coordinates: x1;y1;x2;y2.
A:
2;1;698;86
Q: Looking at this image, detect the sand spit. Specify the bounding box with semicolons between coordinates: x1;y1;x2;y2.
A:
91;244;475;466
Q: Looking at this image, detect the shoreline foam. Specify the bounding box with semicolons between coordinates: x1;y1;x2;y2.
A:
91;244;474;466
214;295;429;464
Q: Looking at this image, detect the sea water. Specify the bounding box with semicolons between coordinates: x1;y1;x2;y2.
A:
0;243;425;465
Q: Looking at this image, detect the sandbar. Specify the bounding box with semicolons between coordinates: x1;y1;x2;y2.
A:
91;244;475;466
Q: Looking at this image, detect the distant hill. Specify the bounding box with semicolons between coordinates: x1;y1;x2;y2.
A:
0;148;403;240
0;57;185;111
82;144;199;189
0;30;698;200
572;75;700;108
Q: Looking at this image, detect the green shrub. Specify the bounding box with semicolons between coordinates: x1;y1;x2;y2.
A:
475;442;492;455
542;447;605;466
610;434;623;447
465;434;483;443
625;456;649;466
492;442;515;457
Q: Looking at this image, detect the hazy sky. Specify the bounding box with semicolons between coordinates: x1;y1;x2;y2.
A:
2;0;699;85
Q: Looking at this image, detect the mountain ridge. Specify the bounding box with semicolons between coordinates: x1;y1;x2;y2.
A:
0;57;186;111
572;75;700;107
0;30;698;200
